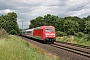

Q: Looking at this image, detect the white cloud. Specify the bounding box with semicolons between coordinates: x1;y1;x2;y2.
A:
0;0;90;28
71;8;90;17
0;9;13;14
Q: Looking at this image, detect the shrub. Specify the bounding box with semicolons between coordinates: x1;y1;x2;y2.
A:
9;29;18;35
0;29;8;38
56;31;67;37
75;32;84;37
0;34;2;38
85;34;90;41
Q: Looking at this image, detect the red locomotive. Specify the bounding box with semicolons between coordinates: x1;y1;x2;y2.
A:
21;26;56;43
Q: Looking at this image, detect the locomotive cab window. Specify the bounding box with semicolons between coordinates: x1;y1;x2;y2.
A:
45;28;54;32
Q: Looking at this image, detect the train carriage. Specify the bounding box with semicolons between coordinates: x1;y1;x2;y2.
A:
21;29;34;37
21;26;56;43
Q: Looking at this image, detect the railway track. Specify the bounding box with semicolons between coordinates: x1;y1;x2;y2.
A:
50;41;90;58
22;36;90;58
21;36;90;60
56;41;90;49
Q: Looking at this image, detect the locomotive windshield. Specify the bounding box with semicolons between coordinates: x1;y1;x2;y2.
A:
45;28;54;32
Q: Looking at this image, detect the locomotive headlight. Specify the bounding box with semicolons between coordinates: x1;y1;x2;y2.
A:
53;35;55;37
46;36;48;37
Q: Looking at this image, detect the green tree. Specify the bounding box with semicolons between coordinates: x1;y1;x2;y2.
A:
63;19;79;35
29;14;90;36
29;16;44;28
0;12;19;35
85;20;90;34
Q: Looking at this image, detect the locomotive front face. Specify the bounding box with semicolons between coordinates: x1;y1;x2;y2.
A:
45;28;55;37
45;27;56;42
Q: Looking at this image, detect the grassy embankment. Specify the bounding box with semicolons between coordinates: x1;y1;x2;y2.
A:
0;35;61;60
56;35;90;46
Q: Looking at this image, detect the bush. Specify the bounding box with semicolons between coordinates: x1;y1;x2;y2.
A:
0;34;2;38
75;32;85;37
0;29;8;38
56;31;67;37
85;34;90;41
9;29;18;35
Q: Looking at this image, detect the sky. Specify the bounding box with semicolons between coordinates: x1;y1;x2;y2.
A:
0;0;90;29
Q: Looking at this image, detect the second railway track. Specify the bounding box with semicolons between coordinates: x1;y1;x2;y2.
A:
50;42;90;58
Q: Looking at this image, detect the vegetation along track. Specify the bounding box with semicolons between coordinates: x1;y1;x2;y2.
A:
50;41;90;58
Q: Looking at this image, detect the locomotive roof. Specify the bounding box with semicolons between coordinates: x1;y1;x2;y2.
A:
25;29;34;31
35;26;54;29
22;26;55;32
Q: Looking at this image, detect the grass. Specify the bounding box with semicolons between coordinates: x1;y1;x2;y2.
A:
56;35;90;46
0;35;62;60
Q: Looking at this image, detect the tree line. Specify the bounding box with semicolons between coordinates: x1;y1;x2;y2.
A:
0;12;89;36
29;14;90;36
0;12;19;35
